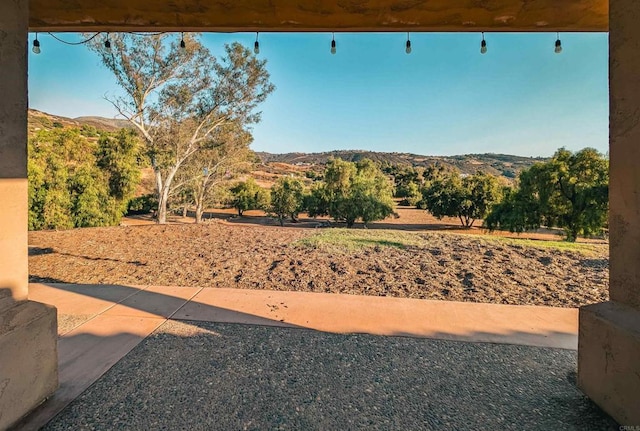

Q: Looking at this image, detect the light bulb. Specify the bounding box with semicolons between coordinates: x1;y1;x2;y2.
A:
254;40;260;54
405;40;412;54
331;39;336;55
32;39;41;54
555;39;562;54
480;39;487;54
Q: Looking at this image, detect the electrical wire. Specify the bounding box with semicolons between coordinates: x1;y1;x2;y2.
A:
45;31;168;46
127;31;168;36
46;32;102;45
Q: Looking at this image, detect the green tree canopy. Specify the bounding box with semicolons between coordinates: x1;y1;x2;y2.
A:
175;122;255;223
230;177;270;216
422;170;503;228
309;158;395;228
28;128;140;230
390;165;423;205
304;182;331;218
486;147;608;241
270;177;305;226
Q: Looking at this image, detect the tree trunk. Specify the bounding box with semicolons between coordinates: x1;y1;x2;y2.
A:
566;227;579;242
182;206;188;218
153;165;166;224
155;166;179;225
157;186;170;224
278;216;284;226
195;203;203;224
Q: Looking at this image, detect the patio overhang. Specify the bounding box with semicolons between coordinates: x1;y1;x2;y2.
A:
29;0;609;32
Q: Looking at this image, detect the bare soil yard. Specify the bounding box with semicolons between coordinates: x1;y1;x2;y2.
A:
29;221;608;308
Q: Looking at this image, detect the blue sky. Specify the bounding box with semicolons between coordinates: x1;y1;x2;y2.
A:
28;32;608;157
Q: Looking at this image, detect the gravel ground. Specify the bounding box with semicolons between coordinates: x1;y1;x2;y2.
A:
29;223;608;308
57;314;94;336
44;320;617;431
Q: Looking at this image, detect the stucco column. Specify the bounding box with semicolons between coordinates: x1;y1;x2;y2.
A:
0;1;58;429
0;2;30;310
578;0;640;426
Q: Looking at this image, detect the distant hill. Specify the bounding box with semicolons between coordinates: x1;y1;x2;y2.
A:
256;150;547;180
28;109;132;134
28;109;546;184
73;116;132;131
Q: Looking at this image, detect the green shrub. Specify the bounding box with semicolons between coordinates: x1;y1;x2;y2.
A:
28;128;141;230
127;194;158;214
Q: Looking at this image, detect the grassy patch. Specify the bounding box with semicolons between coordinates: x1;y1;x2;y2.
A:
295;229;422;251
480;236;605;255
296;227;607;256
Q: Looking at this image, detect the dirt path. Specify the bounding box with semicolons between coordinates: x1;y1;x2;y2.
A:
29;222;608;308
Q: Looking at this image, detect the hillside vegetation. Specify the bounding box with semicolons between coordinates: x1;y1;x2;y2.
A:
256;150;546;181
27;109;608;241
29;109;131;134
29;110;541;184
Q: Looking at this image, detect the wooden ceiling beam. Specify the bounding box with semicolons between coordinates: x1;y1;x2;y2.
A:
29;0;608;33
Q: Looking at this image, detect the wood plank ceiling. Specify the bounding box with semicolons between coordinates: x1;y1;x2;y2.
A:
29;0;608;32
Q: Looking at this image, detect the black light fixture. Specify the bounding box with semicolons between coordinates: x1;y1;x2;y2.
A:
254;32;260;54
480;32;487;54
180;32;186;49
331;32;336;55
555;32;563;54
32;33;41;54
405;32;412;54
104;33;111;49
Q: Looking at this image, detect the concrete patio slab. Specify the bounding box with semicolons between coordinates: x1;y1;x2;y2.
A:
29;283;144;316
16;283;584;429
101;285;202;319
174;287;579;349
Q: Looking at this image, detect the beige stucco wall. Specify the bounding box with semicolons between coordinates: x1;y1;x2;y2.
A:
578;0;640;426
0;301;58;430
579;302;640;425
609;0;640;310
0;1;58;429
0;0;29;309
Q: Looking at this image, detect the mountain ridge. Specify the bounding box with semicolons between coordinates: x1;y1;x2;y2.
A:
27;109;546;180
256;150;546;179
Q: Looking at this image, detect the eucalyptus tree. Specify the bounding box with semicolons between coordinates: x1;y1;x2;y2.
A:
175;122;255;223
87;33;274;223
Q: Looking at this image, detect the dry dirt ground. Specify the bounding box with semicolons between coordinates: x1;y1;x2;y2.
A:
29;214;609;308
